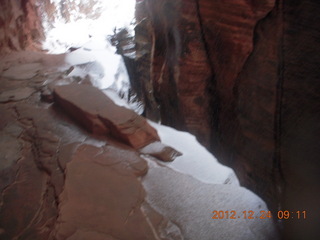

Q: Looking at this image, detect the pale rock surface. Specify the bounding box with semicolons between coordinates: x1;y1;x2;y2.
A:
0;87;36;103
1;63;42;79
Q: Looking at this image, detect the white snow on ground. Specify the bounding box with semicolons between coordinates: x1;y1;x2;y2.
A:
63;39;142;113
0;39;141;112
41;0;136;54
65;40;127;90
148;121;240;185
37;0;140;110
139;122;278;239
102;88;144;115
142;159;279;240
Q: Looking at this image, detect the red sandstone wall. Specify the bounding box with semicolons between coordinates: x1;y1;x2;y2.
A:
1;0;320;238
139;0;320;238
0;0;44;53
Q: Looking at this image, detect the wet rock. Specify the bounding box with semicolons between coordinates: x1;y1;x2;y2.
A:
53;83;160;148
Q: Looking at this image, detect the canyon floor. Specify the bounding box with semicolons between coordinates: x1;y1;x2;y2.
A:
0;49;279;240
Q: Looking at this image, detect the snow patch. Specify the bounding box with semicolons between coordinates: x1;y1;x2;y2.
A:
142;161;279;240
148;121;240;185
41;0;136;54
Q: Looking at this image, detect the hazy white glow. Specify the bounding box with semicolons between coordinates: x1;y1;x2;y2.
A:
42;0;136;53
62;38;142;113
39;0;140;112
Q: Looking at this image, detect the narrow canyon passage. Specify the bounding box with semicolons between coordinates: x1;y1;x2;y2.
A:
1;0;320;240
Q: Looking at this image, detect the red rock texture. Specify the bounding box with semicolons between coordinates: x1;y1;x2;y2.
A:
0;74;180;239
0;0;44;53
1;0;320;238
136;0;275;147
136;0;320;239
53;84;160;149
54;144;157;240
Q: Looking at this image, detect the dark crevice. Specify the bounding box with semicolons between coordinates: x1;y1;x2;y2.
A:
230;0;286;220
147;1;185;130
194;0;219;148
272;0;286;214
194;0;214;74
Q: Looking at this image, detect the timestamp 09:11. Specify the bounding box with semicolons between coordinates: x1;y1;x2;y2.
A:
211;210;307;220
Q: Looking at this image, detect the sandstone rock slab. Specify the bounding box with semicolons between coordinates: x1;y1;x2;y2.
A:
54;144;172;240
53;83;160;149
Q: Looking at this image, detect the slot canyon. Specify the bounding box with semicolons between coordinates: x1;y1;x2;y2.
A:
0;0;319;239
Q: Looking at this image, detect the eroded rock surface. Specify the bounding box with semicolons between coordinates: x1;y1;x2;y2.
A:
54;144;162;240
0;58;181;239
0;51;279;240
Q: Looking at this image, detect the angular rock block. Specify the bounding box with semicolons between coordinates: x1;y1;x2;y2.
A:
53;83;160;149
140;141;182;162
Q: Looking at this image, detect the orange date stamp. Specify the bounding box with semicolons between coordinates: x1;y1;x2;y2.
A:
211;210;306;220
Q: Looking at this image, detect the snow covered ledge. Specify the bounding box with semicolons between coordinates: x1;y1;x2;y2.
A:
140;122;279;240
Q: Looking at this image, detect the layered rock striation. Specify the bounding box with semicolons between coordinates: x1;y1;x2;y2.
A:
134;1;320;239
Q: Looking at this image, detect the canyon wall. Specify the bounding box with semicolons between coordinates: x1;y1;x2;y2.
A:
137;0;320;239
0;0;44;53
1;0;320;239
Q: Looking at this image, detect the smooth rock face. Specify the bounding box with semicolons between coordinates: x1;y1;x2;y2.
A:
53;83;160;149
135;0;275;147
136;1;320;239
